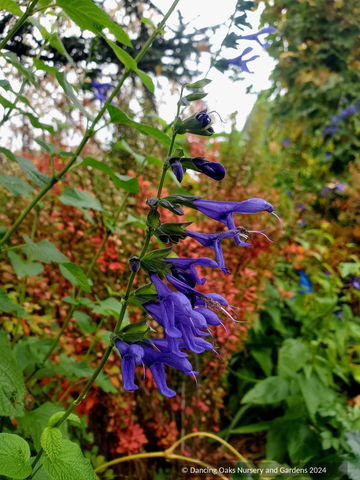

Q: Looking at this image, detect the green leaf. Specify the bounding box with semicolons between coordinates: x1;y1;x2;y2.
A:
33;58;58;75
141;17;156;29
3;52;37;86
107;105;172;149
15;337;55;372
135;69;155;93
95;372;117;393
186;78;212;89
34;138;62;156
0;175;34;197
59;263;91;292
48;411;80;429
16;403;67;452
90;297;122;317
0;0;23;16
49;33;74;64
115;139;145;164
0;332;26;417
23;235;69;264
73;311;97;334
250;348;273;377
20;112;55;135
266;418;289;463
58;187;103;211
0;434;32;479
41;427;63;460
56;0;132;47
0;287;25;317
241;376;290;405
0;93;13;109
287;423;319;463
185;92;208;102
230;421;271;434
56;72;93;121
125;213;146;230
298;372;324;418
12;155;51;188
8;251;44;277
140;246;174;275
81;157;140;193
0;79;10;90
54;353;94;380
105;39;137;69
43;439;99;480
277;339;311;378
338;262;360;278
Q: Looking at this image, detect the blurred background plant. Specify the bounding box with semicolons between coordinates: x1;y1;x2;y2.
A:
0;0;359;479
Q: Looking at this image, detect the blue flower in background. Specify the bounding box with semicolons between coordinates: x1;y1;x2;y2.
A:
324;152;332;160
335;182;346;193
299;270;312;294
296;203;305;211
240;27;277;49
300;218;306;228
343;97;349;103
227;47;260;74
282;139;291;147
349;277;360;290
91;79;114;105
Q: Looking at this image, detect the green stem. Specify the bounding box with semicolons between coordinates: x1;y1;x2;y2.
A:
0;244;27;254
0;0;181;251
0;0;40;52
12;209;38;347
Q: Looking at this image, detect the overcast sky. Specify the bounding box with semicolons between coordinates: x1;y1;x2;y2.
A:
151;0;276;132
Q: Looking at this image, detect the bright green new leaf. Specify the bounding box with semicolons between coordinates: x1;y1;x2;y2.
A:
60;263;91;292
16;403;67;451
48;411;80;428
0;175;34;197
73;311;97;334
41;427;63;460
43;439;99;480
34;137;62;156
90;297;122;317
8;251;44;277
105;39;137;69
0;93;13;109
23;235;69;264
0;433;32;479
21;111;55;135
0;287;26;317
0;0;23;16
135;69;155;93
57;0;132;47
81;157;140;193
0;332;26;417
58;187;103;212
107;104;172;149
49;33;74;64
56;72;94;121
141;17;156;29
241;376;290;405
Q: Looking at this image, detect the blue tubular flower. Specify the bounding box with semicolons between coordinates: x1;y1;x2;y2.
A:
115;339;196;397
185;229;250;272
350;277;360;290
169;158;184;183
191;198;282;244
299;270;312;294
116;341;144;391
240;27;277;48
166;257;219;287
180;157;226;181
227;47;260;74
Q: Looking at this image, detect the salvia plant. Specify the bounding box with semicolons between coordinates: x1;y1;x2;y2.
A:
0;0;281;478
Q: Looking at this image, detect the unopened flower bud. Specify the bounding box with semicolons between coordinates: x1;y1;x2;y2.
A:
129;256;140;273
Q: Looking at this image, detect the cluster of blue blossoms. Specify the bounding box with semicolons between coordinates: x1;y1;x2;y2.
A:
322;99;359;137
115;121;281;396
